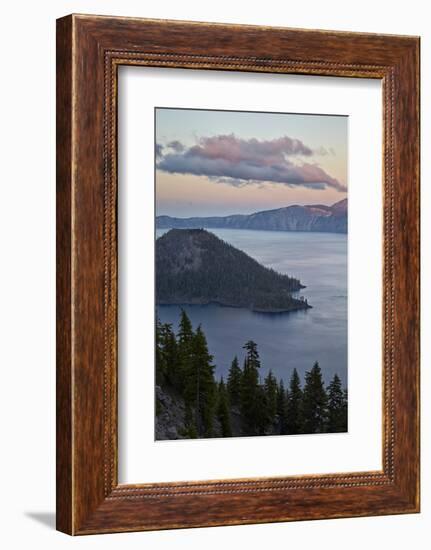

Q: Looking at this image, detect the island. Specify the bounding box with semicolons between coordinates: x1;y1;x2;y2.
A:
156;228;311;313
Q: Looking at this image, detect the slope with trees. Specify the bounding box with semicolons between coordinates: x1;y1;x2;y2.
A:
155;310;347;440
156;228;310;313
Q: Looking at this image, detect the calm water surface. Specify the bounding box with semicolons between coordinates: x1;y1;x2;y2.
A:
156;228;347;385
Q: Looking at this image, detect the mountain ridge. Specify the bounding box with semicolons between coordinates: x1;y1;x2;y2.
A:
156;198;347;234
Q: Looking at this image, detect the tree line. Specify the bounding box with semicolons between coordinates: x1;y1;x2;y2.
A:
156;310;347;439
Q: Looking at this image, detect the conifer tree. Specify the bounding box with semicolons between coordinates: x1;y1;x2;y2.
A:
177;309;194;390
342;388;348;431
217;377;232;437
227;356;242;407
255;385;271;435
286;368;303;434
155;317;165;385
276;379;288;435
184;325;216;437
264;370;278;427
240;340;261;435
327;374;347;432
160;323;178;388
244;340;260;368
302;362;328;433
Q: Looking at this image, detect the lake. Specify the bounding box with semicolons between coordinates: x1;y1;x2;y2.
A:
156;228;347;386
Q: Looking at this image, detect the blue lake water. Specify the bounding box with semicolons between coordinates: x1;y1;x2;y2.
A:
156;228;347;386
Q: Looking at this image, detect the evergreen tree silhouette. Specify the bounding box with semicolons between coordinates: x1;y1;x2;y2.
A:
184;325;216;437
277;379;288;435
177;309;194;390
227;356;242;407
327;374;347;432
160;323;178;388
286;368;304;434
240;341;261;435
217;377;232;437
264;369;278;426
302;362;328;433
155;317;165;386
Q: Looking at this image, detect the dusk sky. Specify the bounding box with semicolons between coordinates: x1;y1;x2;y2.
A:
155;108;347;217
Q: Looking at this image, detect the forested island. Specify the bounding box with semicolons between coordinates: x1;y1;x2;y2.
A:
156;310;348;440
156;228;310;313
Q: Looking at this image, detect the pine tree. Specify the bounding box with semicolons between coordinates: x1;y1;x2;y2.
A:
244;340;260;368
177;309;194;390
217;377;232;437
276;379;288;435
184;325;216;437
286;368;303;434
342;388;348;431
160;323;178;388
302;362;328;433
255;385;271;435
155;317;165;386
240;341;261;435
264;370;278;427
227;356;242;407
327;374;347;432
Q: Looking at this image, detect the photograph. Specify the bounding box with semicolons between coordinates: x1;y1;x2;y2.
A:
155;107;348;440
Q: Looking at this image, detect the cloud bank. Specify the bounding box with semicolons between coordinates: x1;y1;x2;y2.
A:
156;134;346;192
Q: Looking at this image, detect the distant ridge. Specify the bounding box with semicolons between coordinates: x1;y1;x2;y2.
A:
156;229;310;313
156;199;347;234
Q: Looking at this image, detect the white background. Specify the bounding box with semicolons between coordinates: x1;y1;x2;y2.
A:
119;68;382;483
0;1;428;548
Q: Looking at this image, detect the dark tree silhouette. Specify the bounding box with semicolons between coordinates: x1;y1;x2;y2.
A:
177;309;194;391
302;362;328;433
327;374;347;432
227;356;242;407
277;379;288;435
255;385;271;435
183;325;216;437
264;370;278;426
217;377;232;437
342;389;348;431
240;341;262;435
155;317;165;386
286;368;304;434
160;323;178;388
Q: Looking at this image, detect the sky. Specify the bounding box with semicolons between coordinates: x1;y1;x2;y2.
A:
155;108;348;218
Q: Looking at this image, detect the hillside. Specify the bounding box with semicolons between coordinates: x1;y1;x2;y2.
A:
156;199;347;234
155;312;348;440
156;229;310;313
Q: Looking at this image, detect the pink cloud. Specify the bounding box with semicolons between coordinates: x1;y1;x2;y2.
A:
157;134;346;192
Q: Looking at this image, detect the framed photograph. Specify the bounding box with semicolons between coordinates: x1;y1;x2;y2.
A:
56;14;420;535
